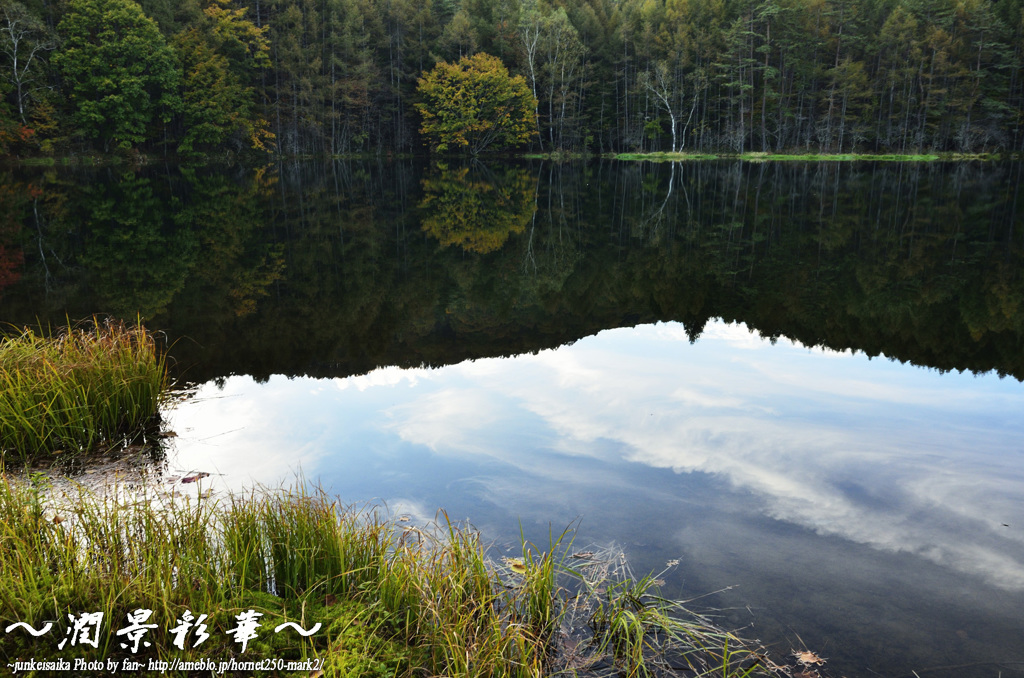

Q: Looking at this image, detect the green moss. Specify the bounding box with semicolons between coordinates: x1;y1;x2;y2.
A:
318;600;421;678
607;151;968;162
212;591;418;677
613;151;719;161
16;157;56;166
741;152;859;161
520;150;596;161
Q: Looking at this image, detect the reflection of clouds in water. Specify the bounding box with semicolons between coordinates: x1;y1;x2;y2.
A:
377;498;437;527
390;388;500;452
387;322;1024;591
911;469;1024;535
163;375;331;493
338;365;428;391
698;321;766;350
166;321;1024;592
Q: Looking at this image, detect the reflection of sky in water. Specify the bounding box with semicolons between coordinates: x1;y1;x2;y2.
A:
165;320;1024;674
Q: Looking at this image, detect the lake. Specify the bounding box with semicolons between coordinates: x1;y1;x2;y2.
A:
2;159;1023;677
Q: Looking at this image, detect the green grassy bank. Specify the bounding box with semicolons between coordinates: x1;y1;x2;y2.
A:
604;151;1002;162
524;150;1008;162
0;479;784;677
0;320;166;462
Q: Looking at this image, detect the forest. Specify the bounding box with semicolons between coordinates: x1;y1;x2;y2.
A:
2;0;1024;157
3;160;1023;380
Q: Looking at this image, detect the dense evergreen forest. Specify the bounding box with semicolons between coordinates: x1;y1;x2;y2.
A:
2;0;1024;156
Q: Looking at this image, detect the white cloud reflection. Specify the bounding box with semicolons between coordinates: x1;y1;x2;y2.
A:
165;320;1024;591
380;322;1024;591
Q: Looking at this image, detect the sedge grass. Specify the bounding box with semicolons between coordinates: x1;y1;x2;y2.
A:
0;319;167;462
0;477;788;677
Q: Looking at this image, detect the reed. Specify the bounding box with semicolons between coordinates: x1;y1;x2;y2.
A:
0;477;786;677
0;319;167;462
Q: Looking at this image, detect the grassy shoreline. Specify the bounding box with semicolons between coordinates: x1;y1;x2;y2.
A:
604;151;1006;162
0;320;167;463
0;478;789;677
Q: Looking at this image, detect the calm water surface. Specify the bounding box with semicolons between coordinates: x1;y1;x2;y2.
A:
2;160;1023;676
163;321;1024;677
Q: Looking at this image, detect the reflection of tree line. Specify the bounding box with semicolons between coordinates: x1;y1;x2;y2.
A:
420;163;535;254
0;166;280;322
2;160;1023;382
0;178;28;295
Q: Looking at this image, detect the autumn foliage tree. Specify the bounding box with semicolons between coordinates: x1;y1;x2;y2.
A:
415;53;537;154
419;164;535;253
174;0;273;156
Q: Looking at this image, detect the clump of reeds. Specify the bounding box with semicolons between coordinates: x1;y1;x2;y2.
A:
0;319;167;461
0;477;784;677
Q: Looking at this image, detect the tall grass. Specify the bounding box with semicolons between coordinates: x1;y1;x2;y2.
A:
0;477;787;677
0;319;167;461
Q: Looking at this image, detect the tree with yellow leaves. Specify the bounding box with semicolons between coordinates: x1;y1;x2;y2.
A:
415;52;537;154
419;164;534;253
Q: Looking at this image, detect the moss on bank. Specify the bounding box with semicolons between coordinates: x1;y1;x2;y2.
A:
608;151;1018;162
603;151;1007;162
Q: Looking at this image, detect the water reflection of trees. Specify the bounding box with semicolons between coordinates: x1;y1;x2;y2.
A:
76;172;199;318
419;163;535;254
0;176;28;298
4;160;1024;381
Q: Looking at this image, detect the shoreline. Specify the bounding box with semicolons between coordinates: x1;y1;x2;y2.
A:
0;474;806;677
3;149;1014;167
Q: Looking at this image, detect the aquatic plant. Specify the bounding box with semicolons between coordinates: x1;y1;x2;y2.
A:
0;319;166;461
0;477;786;677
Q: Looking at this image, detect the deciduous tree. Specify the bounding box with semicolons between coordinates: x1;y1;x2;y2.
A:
415;52;537;153
55;0;180;150
0;0;54;125
174;0;272;156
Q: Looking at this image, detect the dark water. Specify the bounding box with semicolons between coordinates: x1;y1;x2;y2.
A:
2;160;1024;677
